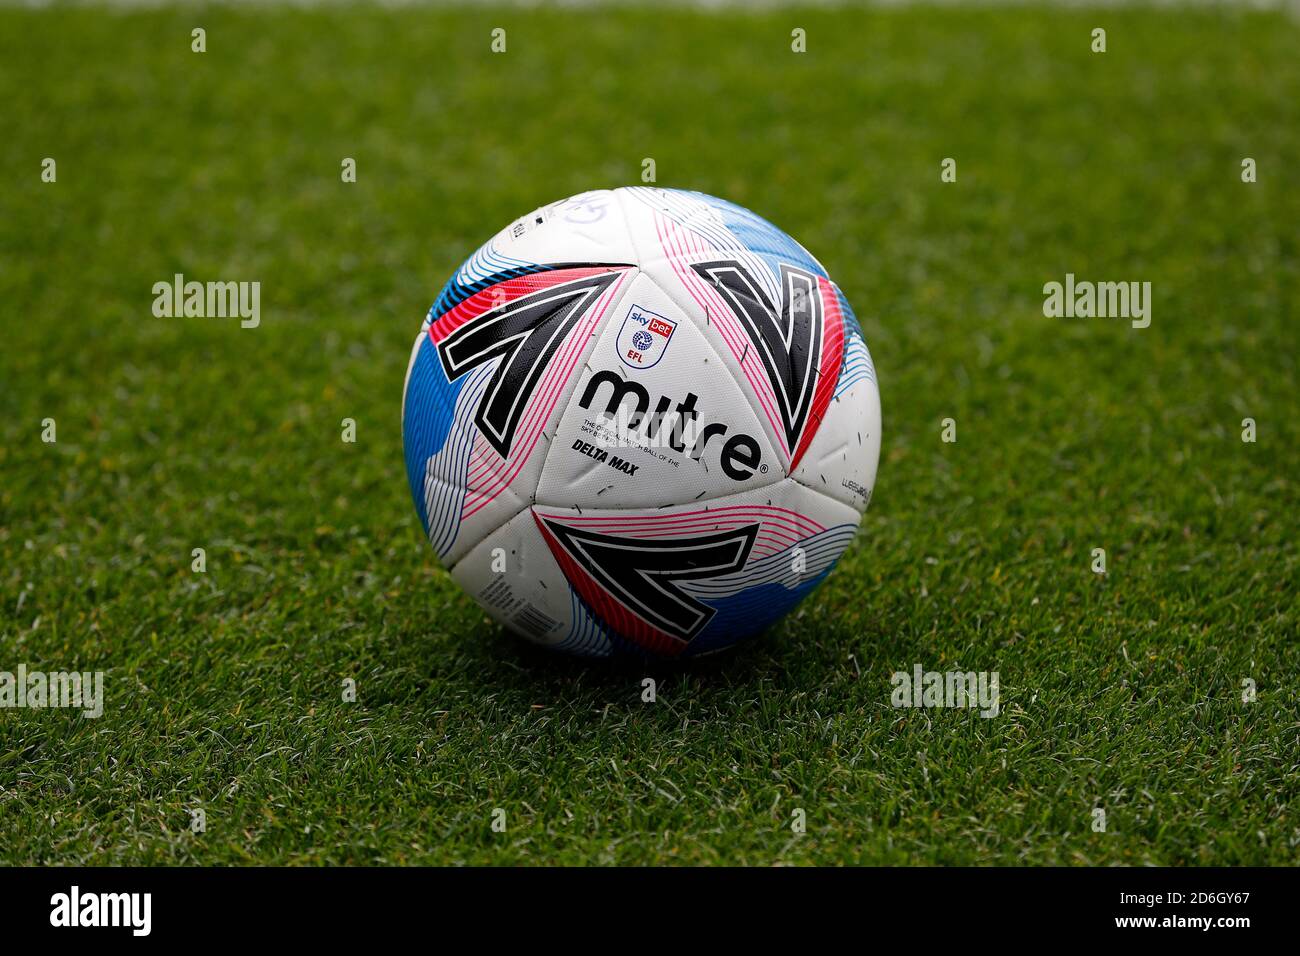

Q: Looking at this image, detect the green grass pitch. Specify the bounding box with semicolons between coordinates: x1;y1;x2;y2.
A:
0;2;1297;865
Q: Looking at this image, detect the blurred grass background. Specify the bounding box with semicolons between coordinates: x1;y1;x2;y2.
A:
0;2;1297;864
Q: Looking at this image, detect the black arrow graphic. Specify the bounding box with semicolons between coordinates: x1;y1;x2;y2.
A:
690;259;823;452
437;268;627;458
540;519;759;643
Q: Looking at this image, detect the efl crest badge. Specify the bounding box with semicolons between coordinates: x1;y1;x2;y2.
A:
616;304;677;371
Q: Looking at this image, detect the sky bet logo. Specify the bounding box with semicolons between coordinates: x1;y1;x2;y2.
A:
617;304;676;371
50;886;152;936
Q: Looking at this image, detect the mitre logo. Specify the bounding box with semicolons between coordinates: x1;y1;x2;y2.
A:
577;371;765;481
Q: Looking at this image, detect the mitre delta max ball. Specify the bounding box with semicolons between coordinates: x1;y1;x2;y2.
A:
402;188;881;658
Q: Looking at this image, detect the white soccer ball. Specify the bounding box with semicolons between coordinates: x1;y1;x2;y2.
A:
402;188;881;658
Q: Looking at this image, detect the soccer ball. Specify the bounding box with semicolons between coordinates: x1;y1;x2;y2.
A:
402;188;881;658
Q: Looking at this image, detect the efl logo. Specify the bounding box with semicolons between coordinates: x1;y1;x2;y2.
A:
616;304;676;371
